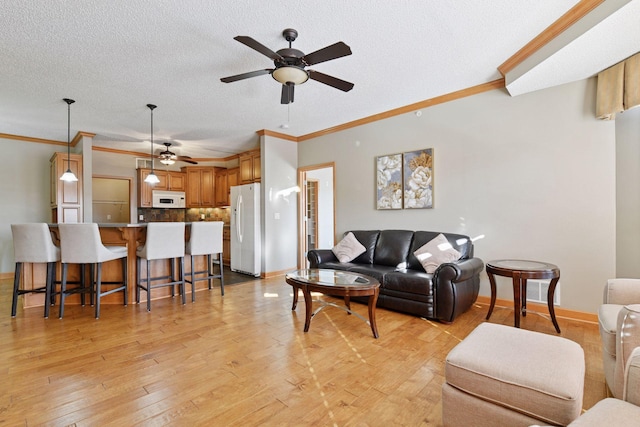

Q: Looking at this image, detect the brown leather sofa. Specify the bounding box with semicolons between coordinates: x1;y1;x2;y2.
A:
307;230;484;323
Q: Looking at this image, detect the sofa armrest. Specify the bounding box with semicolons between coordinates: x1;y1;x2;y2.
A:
433;257;484;322
307;249;337;268
604;279;640;305
435;257;484;283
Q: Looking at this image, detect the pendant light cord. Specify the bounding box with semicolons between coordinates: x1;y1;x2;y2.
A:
147;104;157;173
63;98;75;170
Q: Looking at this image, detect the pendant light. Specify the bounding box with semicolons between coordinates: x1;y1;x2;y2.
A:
59;98;78;182
144;104;160;184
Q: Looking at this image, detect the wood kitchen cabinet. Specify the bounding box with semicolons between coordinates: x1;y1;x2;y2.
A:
182;166;223;208
214;167;239;207
50;152;83;223
239;150;260;184
222;226;231;265
214;169;228;207
137;169;186;207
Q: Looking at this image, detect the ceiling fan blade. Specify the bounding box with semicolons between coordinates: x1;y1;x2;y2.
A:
220;69;273;83
308;70;354;92
177;157;198;165
234;36;283;61
281;83;294;104
302;41;352;66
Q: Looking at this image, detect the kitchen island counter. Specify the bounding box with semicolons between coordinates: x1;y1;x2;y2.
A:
21;223;222;310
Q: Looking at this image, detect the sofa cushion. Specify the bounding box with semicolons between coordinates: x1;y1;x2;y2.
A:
349;230;380;264
383;270;434;296
568;398;640;426
414;233;461;273
332;232;366;263
347;265;397;283
407;231;471;271
373;230;414;268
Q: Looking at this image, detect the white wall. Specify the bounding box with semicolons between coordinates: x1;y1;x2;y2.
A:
616;106;640;277
261;135;299;274
298;78;616;313
0;137;62;272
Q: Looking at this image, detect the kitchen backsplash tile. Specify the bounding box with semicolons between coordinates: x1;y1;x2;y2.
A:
137;207;229;223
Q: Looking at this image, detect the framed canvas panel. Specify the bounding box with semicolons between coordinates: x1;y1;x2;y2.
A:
403;148;433;209
376;153;403;209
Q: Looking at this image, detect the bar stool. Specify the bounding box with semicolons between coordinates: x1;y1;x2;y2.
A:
136;222;186;311
185;221;225;301
58;223;128;319
11;223;60;318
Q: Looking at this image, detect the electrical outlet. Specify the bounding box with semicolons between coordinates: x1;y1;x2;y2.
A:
107;214;111;220
139;214;144;221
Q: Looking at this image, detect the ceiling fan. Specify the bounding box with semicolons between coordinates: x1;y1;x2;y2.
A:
156;142;198;165
220;28;354;104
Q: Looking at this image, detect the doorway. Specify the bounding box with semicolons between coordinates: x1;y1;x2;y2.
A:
92;176;132;223
297;163;335;268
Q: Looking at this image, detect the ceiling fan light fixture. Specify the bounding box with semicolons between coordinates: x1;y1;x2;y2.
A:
272;66;309;85
160;157;175;165
60;98;78;182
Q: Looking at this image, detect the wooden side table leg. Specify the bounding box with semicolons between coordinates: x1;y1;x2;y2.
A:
302;287;313;332
368;288;379;339
344;295;351;315
291;284;299;310
512;272;522;328
486;272;498;320
548;277;561;333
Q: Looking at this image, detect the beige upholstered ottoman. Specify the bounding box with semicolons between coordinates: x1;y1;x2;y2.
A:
442;323;585;427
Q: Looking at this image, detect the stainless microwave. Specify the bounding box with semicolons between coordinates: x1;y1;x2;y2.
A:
152;190;186;208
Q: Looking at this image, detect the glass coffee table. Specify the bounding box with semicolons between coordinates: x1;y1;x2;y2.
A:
285;269;380;338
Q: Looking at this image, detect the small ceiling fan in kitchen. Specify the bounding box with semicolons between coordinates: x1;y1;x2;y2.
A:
156;142;198;165
220;28;354;104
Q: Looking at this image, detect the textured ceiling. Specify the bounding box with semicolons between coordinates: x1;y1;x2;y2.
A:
1;1;631;161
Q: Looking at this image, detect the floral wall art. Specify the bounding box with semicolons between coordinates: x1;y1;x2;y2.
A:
403;148;433;209
376;149;433;210
376;153;403;209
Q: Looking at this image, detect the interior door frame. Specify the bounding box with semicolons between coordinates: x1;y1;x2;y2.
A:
297;162;336;268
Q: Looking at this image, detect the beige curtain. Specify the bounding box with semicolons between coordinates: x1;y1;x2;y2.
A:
596;62;624;120
597;52;640;120
625;53;640;111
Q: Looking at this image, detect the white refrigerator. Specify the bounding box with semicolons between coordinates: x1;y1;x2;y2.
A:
230;183;261;277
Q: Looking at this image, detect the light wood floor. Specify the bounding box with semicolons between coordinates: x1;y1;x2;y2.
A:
1;276;606;426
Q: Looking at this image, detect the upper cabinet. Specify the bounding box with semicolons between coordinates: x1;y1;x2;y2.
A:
182;166;222;208
214;167;239;207
50;152;83;223
239;150;260;184
137;168;186;207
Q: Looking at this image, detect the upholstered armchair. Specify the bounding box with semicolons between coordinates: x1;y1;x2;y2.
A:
598;279;640;398
567;344;640;425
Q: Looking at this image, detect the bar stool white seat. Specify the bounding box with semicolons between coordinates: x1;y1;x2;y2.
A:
136;222;186;311
11;223;61;318
58;223;128;319
185;221;225;301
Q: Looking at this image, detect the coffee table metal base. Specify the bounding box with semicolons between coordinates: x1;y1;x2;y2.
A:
291;287;379;338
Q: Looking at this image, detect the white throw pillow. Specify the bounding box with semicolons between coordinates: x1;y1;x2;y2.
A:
332;232;366;263
414;233;461;273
